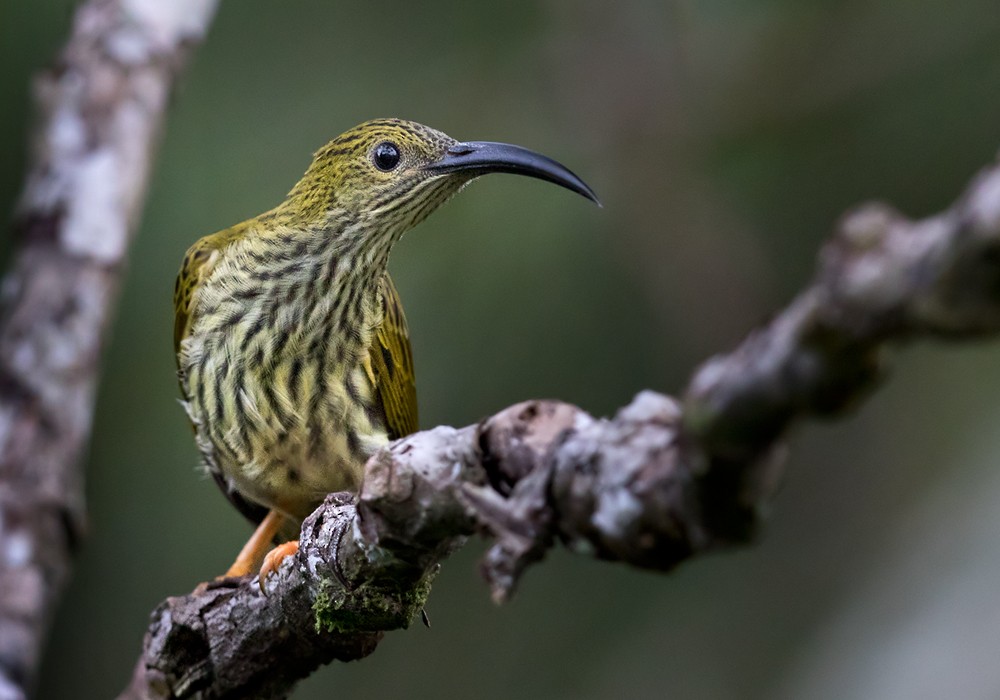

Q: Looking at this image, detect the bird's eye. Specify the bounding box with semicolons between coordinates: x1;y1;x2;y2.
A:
372;142;401;171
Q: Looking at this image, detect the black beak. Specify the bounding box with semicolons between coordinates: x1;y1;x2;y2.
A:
425;141;601;206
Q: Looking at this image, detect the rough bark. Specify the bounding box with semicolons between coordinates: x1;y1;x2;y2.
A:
0;1;218;697
121;157;1000;699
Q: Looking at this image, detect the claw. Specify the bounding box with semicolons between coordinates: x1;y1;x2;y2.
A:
258;540;299;593
225;509;286;578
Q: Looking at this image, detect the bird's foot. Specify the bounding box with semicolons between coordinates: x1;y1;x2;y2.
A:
258;540;299;593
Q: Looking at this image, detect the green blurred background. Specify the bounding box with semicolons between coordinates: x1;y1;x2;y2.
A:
4;1;1000;698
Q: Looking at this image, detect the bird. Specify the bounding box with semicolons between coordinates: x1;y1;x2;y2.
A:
173;118;599;588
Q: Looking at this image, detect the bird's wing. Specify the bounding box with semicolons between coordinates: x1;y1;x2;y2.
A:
174;224;272;527
369;274;419;440
173;222;248;357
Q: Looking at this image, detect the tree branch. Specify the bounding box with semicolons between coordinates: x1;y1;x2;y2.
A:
123;154;1000;699
0;1;218;696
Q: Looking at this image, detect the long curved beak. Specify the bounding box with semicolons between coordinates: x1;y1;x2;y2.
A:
425;141;601;206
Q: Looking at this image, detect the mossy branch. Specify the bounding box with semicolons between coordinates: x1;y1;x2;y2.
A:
123;154;1000;696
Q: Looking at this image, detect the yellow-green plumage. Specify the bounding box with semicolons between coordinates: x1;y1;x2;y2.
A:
173;118;597;556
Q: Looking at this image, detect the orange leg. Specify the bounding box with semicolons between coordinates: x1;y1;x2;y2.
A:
259;540;299;593
225;509;286;578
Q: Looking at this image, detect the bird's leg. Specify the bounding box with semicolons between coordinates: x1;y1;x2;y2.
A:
258;540;299;593
225;508;286;578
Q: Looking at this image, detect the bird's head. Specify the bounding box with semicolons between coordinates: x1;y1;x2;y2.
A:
283;118;599;236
